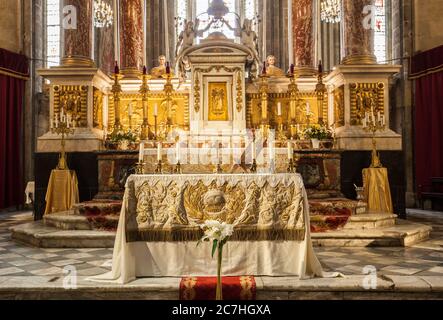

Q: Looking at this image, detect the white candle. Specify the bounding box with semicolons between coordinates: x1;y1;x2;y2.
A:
55;115;59;128
154;103;158;116
306;102;310;114
252;140;256;159
287;141;293;160
176;143;181;162
50;119;54;129
139;142;144;162
128;102;133;116
277;102;282;116
157;142;162;161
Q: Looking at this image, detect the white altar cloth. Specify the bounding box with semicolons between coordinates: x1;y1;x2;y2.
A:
91;173;333;284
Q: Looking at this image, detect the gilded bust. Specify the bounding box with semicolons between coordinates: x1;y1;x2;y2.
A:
265;55;285;77
150;55;174;78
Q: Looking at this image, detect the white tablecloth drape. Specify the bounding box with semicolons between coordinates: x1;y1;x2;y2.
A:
90;174;338;284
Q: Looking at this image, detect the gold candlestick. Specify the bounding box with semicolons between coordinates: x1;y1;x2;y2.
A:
155;160;163;174
111;72;124;135
139;69;151;140
173;161;182;174
287;71;299;140
363;110;385;168
135;161;145;174
259;73;270;137
315;61;326;125
162;69;175;135
51;110;75;170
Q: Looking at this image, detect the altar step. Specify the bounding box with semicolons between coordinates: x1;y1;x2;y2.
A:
311;219;432;247
9;221;115;248
9;218;431;248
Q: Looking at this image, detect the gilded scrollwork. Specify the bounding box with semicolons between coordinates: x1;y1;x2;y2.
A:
350;82;385;125
127;177;306;242
53;85;88;127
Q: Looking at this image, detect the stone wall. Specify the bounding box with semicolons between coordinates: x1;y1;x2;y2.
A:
414;0;443;53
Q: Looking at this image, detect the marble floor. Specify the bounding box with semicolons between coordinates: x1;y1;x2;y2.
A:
0;209;442;299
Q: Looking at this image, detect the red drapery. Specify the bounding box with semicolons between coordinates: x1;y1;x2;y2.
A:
0;48;29;209
411;45;443;194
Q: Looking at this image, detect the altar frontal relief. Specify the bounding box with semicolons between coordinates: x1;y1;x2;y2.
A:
208;82;229;121
124;174;306;242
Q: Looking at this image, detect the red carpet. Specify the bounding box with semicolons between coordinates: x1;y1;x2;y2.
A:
179;276;256;300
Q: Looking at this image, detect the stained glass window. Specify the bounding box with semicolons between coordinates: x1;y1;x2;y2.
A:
46;0;61;67
374;0;386;63
244;0;256;20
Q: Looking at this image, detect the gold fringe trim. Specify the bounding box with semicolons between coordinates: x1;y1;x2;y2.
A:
409;64;443;79
0;67;29;80
126;227;306;242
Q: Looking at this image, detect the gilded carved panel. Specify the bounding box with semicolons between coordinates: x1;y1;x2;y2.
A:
333;85;345;127
53;85;88;127
349;82;385;125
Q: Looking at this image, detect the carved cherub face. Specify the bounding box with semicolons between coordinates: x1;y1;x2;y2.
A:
267;55;276;66
158;55;166;66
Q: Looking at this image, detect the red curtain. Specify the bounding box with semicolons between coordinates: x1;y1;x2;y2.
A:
412;45;443;193
0;48;29;209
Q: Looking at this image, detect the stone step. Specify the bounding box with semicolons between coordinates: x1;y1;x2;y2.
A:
9;219;431;248
9;221;115;248
343;213;397;230
311;219;432;247
44;213;119;231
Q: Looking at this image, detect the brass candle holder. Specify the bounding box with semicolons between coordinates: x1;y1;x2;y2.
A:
111;71;124;135
173;161;182;174
287;70;299;140
287;158;295;173
50;109;75;170
363;109;386;168
139;69;152;140
259;73;270;137
250;159;257;173
155;160;163;174
162;68;175;135
135;161;145;174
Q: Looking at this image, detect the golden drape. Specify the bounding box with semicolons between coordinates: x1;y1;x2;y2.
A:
44;170;79;215
362;167;394;213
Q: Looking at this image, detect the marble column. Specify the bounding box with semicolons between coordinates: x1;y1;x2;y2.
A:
119;0;144;77
292;0;316;75
341;0;377;64
62;0;94;66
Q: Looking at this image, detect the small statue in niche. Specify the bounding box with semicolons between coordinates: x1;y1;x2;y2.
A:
265;55;285;77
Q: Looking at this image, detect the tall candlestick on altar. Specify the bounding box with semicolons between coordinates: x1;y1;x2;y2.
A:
176;142;181;162
157;142;162;161
287;141;293;160
139;142;144;162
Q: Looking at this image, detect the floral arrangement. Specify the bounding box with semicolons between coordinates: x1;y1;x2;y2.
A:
303;124;333;140
107;130;138;143
198;220;234;300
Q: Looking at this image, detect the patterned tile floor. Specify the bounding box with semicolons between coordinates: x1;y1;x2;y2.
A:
0;210;442;279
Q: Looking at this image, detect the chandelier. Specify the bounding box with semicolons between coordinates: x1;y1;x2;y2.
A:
320;0;341;24
94;0;113;28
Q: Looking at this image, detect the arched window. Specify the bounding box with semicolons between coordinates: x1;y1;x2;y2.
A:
46;0;61;67
374;0;387;63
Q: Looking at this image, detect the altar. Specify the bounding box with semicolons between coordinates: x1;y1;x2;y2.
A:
93;173;327;284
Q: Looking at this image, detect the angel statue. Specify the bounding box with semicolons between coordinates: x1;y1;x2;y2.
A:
223;18;260;78
175;19;215;80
